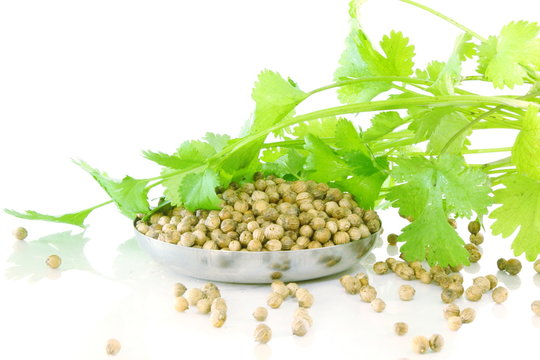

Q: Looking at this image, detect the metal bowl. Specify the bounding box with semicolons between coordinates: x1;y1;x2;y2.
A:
135;225;379;284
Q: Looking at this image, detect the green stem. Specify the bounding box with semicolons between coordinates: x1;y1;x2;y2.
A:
481;156;513;171
307;77;434;96
399;0;487;42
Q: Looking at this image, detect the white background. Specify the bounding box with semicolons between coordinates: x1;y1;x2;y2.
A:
1;0;539;359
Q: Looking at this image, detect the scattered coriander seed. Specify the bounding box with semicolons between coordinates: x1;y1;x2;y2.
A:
12;227;28;240
297;288;314;308
486;275;498;290
254;324;272;344
473;276;491;293
398;285;415;301
468;249;482;263
505;258;522;275
210;309;227;328
294;308;313;326
201;283;221;302
460;308;476;323
492;287;508;304
465;285;483;302
267;292;283;309
196;298;212;314
174;296;189;312
449;283;464;298
387;233;399;246
419;271;432;284
447;316;462;331
429;334;444;353
412;336;429;354
185;288;204;306
371;298;386;313
355;272;369;286
532;301;540;316
291;317;310;336
443;303;460;319
534;260;540;274
253;307;268;321
287;283;299;297
46;254;61;269
360;285;377;303
497;258;507;271
394;322;408;336
441;289;458;304
373;261;389;275
173;283;187;297
341;276;361;294
271;281;290;299
470;233;484;245
106;339;121;356
211;298;228;313
468;220;481;235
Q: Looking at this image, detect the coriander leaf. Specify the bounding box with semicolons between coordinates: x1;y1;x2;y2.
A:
334;29;415;103
334;118;365;152
415;61;445;81
260;147;289;163
478;21;540;88
5;208;96;228
142;150;185;169
363;111;406;141
144;139;218;170
203;133;231;152
408;107;471;154
490;173;540;261
75;160;150;218
250;70;307;135
512;106;540;179
179;168;222;211
399;192;470;267
303;135;351;182
292;117;339;139
387;155;491;265
262;149;306;179
430;33;476;95
161;168;186;207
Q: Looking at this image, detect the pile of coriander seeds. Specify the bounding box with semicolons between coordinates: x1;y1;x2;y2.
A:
135;174;381;251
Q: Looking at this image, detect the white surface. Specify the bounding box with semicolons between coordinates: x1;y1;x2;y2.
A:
1;0;539;359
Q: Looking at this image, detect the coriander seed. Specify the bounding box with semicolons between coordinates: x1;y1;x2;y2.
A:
443;303;460;319
253;307;268;321
394;322;408;336
387;233;398;245
197;298;212;314
371;298;386;313
46;254;61;269
486;275;498;290
429;334;444;352
465;285;482;302
185;288;204;306
441;289;457;304
412;336;429;354
254;324;272;344
497;258;507;271
174;296;189;312
447;316;462;331
291;317;310;336
12;227;28;240
492;287;508;304
355;272;369;286
468;220;481;235
267;292;283;309
294;308;313;326
473;276;491;293
532;301;540;316
271;281;290;299
174;282;187;297
398;285;415;301
360;285;377;303
460;307;476;323
211;298;227;313
287;283;299;297
297;289;314;308
106;339;121;356
341;276;361;294
505;258;522;275
373;261;389;275
470;233;484;245
534;259;540;274
210;309;227;328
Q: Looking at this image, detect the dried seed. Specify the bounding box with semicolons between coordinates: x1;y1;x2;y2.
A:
505;258;522;275
441;289;458;304
291;317;310;336
254;324;272;344
460;308;476;323
532;301;540;316
465;285;482;302
473;276;491;293
373;261;389;275
185;288;204;306
174;296;189;312
447;316;462;331
211;310;227;328
443;303;460;319
497;258;507;271
106;339;121;356
429;334;444;352
485;275;498;290
360;285;377;303
412;336;429;354
468;220;481;235
387;233;399;245
12;227;28;240
492;287;508;304
370;298;386;313
398;285;415;301
394;322;408;336
267;292;283;309
46;254;61;269
252;307;268;321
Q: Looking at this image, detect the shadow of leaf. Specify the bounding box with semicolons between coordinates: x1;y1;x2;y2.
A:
6;231;94;282
112;237;152;283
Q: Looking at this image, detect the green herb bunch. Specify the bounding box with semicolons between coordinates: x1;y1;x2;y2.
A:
8;0;540;267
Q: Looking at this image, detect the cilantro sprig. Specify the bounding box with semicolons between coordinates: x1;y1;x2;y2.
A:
7;0;540;266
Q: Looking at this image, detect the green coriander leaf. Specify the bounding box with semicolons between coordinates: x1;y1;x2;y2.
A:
408;107;471;154
478;21;540;88
431;33;476;95
490;173;540;260
260;148;289;163
335;118;365;152
203;133;231;152
179;168;222;211
75;160;150;218
250;70;307;135
512;106;540;179
142;150;185;169
363;111;406;141
304;135;351;182
379;30;416;77
5;207;95;228
161;168;186;206
292;117;339;139
399;192;470;267
262;149;306;179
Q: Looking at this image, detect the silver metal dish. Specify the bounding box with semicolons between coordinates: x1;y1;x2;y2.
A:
135;225;379;284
